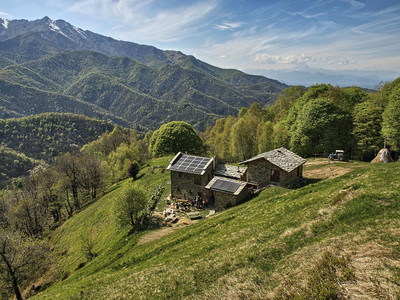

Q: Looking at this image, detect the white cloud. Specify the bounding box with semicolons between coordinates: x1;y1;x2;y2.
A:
289;11;326;19
341;0;365;10
214;21;244;31
254;53;354;66
0;11;11;16
68;0;217;42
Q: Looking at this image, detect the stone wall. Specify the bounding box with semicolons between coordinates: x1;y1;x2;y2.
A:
170;165;213;200
246;159;303;188
213;186;249;210
281;166;302;186
246;159;270;187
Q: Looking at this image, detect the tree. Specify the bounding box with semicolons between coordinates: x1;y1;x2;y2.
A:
382;85;400;151
0;230;50;300
352;101;383;160
290;98;352;157
115;185;148;230
149;121;204;157
126;161;140;181
272;86;304;121
257;121;274;153
55;153;81;210
79;154;107;200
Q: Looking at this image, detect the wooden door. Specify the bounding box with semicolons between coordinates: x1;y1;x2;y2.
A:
270;169;280;182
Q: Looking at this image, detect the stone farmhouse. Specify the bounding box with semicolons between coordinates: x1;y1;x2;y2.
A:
167;147;306;210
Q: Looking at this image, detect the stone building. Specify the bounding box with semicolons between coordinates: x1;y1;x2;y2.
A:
240;147;306;189
167;152;215;200
213;164;247;181
167;147;305;210
205;176;249;210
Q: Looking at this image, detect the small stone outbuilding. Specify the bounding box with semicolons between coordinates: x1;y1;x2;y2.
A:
240;147;306;189
205;176;249;210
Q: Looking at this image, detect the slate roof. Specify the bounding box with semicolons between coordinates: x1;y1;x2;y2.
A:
205;176;248;195
239;147;306;173
167;152;213;175
214;164;247;179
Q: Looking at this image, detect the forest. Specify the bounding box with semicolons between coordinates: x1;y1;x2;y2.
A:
0;77;399;299
204;79;400;162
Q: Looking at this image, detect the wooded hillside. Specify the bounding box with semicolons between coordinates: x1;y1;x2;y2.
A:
204;79;400;162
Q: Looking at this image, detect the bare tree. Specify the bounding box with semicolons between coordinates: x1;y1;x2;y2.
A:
55;153;81;210
79;154;107;200
0;230;50;300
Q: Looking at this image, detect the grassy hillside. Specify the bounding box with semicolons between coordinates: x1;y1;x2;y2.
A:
33;158;400;299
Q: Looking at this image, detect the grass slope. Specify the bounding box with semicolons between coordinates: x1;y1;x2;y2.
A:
35;159;400;299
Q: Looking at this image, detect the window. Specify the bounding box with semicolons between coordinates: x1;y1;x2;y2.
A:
178;172;182;178
194;174;202;185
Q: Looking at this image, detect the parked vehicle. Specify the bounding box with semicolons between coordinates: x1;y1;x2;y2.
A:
329;150;346;161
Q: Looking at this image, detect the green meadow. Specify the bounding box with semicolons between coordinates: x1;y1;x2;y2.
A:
34;158;400;299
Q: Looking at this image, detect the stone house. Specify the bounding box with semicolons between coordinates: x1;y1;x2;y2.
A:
167;152;215;200
239;147;306;189
167;147;305;209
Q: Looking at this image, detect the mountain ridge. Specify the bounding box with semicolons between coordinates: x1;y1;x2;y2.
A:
0;17;288;130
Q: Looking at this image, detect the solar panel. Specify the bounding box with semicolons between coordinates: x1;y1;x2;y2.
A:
210;179;241;194
168;154;212;174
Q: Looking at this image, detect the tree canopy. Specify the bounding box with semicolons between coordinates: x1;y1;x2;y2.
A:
149;121;204;157
289;98;352;157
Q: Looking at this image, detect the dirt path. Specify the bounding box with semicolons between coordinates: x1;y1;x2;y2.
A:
303;158;353;180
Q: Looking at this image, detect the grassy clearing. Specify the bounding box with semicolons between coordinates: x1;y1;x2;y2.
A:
34;158;400;299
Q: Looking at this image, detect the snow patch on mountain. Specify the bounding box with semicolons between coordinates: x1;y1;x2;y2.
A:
48;20;69;38
1;19;9;29
73;26;87;39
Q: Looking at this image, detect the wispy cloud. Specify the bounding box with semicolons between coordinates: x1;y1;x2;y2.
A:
0;11;11;16
289;11;326;19
254;53;355;66
214;21;244;31
341;0;365;10
68;0;217;42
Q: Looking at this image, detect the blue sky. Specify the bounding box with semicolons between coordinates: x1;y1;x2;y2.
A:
1;0;399;84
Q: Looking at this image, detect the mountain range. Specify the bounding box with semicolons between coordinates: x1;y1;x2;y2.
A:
0;17;288;131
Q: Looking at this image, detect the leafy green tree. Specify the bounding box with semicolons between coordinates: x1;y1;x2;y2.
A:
115;185;148;230
257;121;274;153
382;85;400;151
149;121;204;157
272;121;290;149
290;98;352;157
272;86;304;121
127;161;140;181
231;111;260;161
352;101;383;160
340;87;368;112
